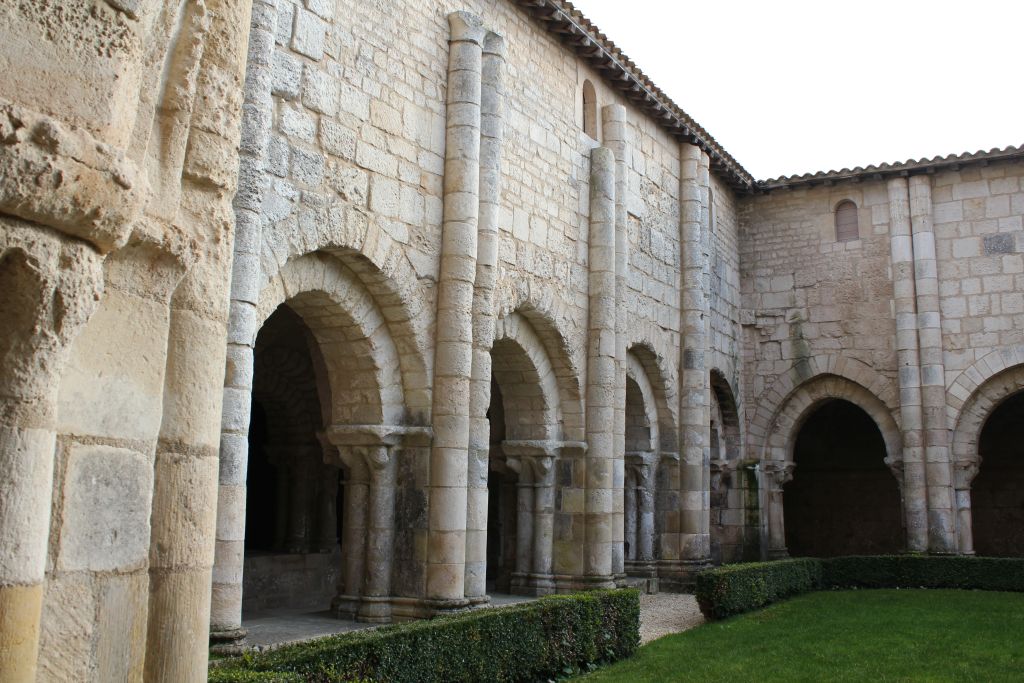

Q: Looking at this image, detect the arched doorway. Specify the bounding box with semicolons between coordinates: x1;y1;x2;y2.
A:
783;399;902;557
244;304;340;613
972;390;1024;556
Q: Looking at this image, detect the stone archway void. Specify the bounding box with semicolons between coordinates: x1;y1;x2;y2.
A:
783;399;902;557
972;390;1024;557
245;303;340;613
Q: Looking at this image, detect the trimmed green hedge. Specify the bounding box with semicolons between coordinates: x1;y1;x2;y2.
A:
209;589;639;683
696;555;1024;621
821;555;1024;591
694;558;821;620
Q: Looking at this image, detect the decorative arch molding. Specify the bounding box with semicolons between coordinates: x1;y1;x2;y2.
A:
709;368;741;461
748;354;899;459
946;345;1024;430
492;311;562;441
760;373;903;480
950;360;1024;486
257;252;427;424
626;343;678;452
494;297;585;442
625;353;659;453
258;214;434;412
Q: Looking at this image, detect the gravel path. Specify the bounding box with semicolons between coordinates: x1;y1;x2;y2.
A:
638;593;704;644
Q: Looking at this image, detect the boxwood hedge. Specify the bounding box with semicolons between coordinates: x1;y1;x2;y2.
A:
696;555;1024;621
209;589;639;683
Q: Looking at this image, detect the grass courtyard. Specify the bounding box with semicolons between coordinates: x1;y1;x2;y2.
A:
578;589;1024;682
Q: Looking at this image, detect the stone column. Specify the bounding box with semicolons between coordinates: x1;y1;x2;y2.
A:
145;266;232;682
360;445;397;623
602;104;629;581
333;456;368;620
465;29;506;604
908;175;956;553
531;454;556;590
426;11;486;607
636;459;656;565
763;460;794;559
0;226;102;681
624;467;638;562
510;459;534;591
584;146;617;586
285;449;313;552
676;143;712;581
886;177;928;552
210;0;277;642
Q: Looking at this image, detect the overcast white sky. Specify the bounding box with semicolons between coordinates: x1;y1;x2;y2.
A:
570;0;1024;180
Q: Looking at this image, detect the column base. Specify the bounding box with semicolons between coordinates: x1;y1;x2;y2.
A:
656;559;711;591
552;574;617;592
510;573;557;596
357;596;393;623
767;548;790;560
209;627;248;655
625;561;659;579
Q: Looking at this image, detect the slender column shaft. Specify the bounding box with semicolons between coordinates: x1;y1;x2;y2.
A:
337;466;368;617
678;144;711;571
584;146;617;584
465;30;506;602
210;0;277;639
909;175;956;553
637;465;655;562
360;447;396;622
624;468;637;562
602;105;629;580
426;11;487;604
532;462;555;577
886;177;928;552
285;452;311;552
515;476;535;577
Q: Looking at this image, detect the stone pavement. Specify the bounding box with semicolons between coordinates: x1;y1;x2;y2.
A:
638;593;704;645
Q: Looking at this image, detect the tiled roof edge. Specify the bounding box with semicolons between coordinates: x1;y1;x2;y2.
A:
755;145;1024;192
512;0;757;192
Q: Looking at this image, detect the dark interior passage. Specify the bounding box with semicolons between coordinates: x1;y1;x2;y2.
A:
485;379;517;593
972;390;1024;557
784;399;903;557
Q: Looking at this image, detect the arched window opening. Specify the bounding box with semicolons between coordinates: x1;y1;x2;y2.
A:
582;79;597;139
835;200;859;242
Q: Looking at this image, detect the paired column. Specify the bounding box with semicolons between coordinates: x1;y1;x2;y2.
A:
624;452;656;575
584;145;618;586
426;11;487;607
464;29;506;604
676;144;712;579
602;104;629;582
325;425;427;622
908;176;957;553
886;178;929;552
210;0;277;642
504;442;556;594
0;227;102;681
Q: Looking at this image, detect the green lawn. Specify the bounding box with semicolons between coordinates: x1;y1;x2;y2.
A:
578;589;1024;682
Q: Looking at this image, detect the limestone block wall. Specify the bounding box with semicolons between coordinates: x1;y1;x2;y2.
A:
738;156;1024;556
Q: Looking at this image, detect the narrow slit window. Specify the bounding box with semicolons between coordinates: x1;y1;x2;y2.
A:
582;79;597;139
835;200;859;242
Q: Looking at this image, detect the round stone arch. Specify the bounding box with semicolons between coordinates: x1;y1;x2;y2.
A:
625;338;679;454
494;298;585;443
492;311;562;441
260;218;434;417
749;354;899;461
625;352;659;453
949;359;1024;554
764;374;903;471
257;252;407;425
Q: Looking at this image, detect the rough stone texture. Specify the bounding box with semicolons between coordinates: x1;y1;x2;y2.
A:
2;0;1023;677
